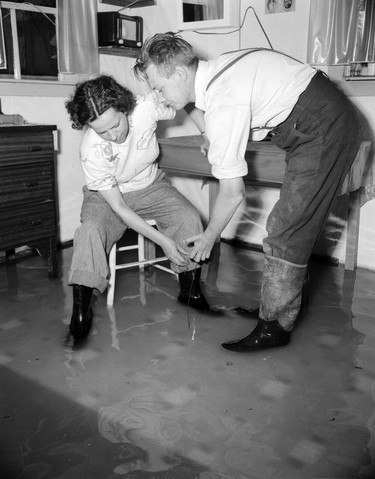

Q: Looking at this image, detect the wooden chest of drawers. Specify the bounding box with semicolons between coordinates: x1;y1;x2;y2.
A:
0;124;58;277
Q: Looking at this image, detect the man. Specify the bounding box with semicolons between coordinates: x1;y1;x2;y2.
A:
133;32;363;352
65;75;211;345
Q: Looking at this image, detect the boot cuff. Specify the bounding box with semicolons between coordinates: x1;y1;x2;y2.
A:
264;255;308;269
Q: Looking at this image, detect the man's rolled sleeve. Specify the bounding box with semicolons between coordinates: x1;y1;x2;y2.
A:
211;161;248;180
205;104;250;180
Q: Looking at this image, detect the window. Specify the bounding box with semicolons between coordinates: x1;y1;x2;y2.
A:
177;0;240;30
0;0;57;80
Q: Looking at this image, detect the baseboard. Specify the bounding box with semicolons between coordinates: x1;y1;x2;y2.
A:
0;239;73;264
220;238;340;267
0;237;354;270
58;240;73;249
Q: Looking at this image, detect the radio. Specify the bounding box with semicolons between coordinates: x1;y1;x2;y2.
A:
98;12;143;49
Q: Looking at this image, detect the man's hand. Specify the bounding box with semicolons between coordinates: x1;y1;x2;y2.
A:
184;233;216;263
200;134;210;157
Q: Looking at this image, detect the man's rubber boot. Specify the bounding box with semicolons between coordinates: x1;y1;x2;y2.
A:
234;264;310;319
222;255;307;352
222;318;291;352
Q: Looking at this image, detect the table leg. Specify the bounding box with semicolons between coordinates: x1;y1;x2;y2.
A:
207;179;221;244
345;188;362;271
48;236;59;278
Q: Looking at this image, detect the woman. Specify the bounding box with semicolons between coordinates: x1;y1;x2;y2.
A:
65;75;211;345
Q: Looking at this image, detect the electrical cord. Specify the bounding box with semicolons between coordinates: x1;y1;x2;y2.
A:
180;5;274;50
186;262;199;336
119;0;150;12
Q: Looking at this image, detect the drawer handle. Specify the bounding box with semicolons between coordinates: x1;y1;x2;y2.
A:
31;219;43;226
26;181;39;187
29;146;42;152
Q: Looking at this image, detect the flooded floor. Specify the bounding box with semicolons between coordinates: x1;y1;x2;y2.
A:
0;241;375;479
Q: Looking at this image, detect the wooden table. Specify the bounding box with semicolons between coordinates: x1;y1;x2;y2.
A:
159;135;286;222
159;135;286;183
158;135;372;271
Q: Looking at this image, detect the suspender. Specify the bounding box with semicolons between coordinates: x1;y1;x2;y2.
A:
206;47;303;91
206;48;265;91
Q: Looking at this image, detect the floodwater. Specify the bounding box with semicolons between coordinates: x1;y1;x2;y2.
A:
1;242;374;479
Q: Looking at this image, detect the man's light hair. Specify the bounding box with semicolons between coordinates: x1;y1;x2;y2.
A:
134;32;199;80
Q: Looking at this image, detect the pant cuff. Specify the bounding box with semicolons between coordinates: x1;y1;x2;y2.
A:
68;269;108;294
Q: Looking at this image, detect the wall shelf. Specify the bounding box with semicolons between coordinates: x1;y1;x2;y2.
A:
99;0;156;6
343;62;375;81
344;77;375;82
99;46;141;58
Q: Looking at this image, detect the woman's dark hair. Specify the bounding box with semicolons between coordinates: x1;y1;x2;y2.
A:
133;32;199;81
65;75;136;130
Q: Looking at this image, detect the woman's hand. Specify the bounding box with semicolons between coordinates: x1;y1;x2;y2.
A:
160;237;190;268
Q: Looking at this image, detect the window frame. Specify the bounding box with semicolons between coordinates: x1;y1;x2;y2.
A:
0;0;57;81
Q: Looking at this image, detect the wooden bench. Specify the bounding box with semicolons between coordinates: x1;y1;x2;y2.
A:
158;135;372;271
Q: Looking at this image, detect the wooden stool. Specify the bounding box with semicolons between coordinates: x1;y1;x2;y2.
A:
107;219;176;305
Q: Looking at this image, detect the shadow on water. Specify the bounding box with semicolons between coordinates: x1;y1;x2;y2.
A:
0;366;207;479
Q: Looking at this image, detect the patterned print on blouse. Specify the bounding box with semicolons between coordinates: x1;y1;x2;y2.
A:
137;125;156;150
87;175;116;190
98;142;119;164
82;140;120;190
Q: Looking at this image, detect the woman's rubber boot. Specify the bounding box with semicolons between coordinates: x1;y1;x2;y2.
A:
69;284;94;344
178;268;211;311
222;255;307;352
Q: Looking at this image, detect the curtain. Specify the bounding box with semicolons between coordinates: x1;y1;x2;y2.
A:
57;0;99;82
307;0;375;65
208;0;223;20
